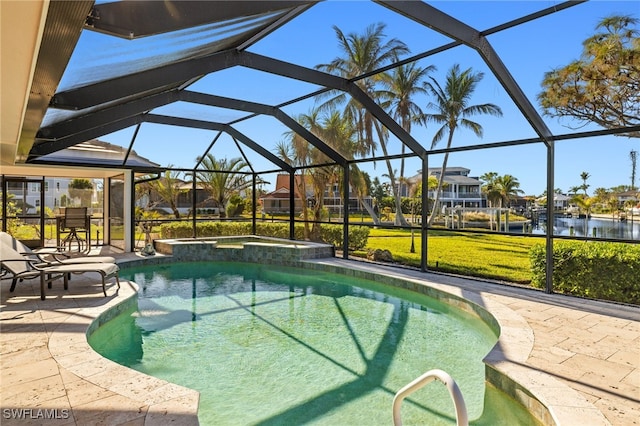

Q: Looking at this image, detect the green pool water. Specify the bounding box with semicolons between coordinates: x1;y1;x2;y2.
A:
89;262;541;425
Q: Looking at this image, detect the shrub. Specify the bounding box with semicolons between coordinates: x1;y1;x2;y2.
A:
530;241;640;304
320;225;369;251
226;194;246;217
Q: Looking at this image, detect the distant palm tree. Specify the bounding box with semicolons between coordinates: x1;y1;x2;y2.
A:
571;194;594;234
195;155;251;218
593;187;609;204
569;185;582;196
579;171;590;195
496;174;524;208
422;64;503;225
143;168;185;219
480;172;501;206
630;150;638;190
480;172;501;230
606;195;620;220
316;23;411;226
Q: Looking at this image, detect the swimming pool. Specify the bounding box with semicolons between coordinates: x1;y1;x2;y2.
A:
89;261;541;425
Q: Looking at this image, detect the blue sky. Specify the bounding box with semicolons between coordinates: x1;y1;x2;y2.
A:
67;1;639;196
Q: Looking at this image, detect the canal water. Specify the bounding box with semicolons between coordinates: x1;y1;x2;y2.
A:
532;216;639;240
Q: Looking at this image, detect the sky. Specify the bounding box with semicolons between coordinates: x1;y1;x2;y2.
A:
60;0;640;197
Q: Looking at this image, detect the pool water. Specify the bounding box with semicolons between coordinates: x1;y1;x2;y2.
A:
89;262;540;425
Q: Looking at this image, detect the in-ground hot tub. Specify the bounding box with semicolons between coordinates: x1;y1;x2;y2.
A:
153;235;335;264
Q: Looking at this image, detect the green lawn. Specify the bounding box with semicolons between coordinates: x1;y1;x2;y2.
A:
11;218;538;284
355;228;541;284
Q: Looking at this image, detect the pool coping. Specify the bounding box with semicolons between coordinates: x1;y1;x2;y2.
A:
45;250;611;426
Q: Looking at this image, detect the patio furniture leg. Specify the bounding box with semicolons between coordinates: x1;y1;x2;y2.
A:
40;272;45;300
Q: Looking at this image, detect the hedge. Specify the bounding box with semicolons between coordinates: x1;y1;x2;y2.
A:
158;221;369;251
530;241;640;304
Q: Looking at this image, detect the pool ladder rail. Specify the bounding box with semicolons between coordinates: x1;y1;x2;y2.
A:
392;369;468;426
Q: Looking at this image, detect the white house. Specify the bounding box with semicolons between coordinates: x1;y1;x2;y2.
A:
404;167;484;209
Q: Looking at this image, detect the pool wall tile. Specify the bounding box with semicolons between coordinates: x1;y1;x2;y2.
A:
153;236;335;264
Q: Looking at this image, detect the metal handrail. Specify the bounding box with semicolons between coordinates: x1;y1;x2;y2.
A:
392;369;468;426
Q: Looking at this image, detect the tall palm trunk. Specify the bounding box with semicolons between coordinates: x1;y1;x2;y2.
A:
296;172;311;240
359;194;381;225
375;123;409;226
427;132;454;225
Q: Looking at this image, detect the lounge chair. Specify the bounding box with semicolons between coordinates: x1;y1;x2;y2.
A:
1;244;120;300
0;232;116;265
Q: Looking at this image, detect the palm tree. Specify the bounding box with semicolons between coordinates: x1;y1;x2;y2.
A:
571;194;594;234
275;139;312;239
379;61;435;185
480;172;501;230
580;171;590;195
606;195;620;220
195;155;251;218
569;185;582;196
316;23;411;226
422;64;503;225
593;187;609;204
280;107;356;240
630;150;637;190
496;174;524;208
143;168;185;219
319;109;382;224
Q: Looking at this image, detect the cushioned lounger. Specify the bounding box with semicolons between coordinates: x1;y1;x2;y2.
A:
0;231;116;265
0;244;120;300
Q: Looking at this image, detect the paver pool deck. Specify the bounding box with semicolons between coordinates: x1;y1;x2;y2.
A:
1;250;638;425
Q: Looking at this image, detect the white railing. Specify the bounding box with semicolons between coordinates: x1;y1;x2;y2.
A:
392;369;468;426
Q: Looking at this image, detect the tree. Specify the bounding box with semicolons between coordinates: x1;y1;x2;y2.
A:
593;187;610;204
480;172;501;230
631;150;638;190
68;178;93;207
379;61;435;185
279;108;339;240
580;171;590;196
142;168;185;219
195;155;252;218
282;107;381;240
571;194;595;234
319;108;380;224
422;64;503;225
480;172;523;230
316;23;412;226
538;15;640;137
569;185;582;196
480;172;501;207
605;194;621;220
496;174;524;207
276;139;312;239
